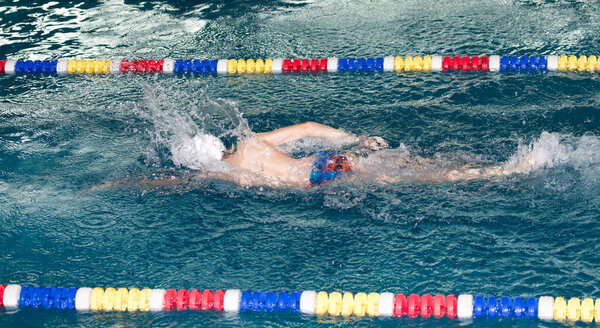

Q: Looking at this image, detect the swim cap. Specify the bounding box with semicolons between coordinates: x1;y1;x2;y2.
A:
171;133;225;170
309;152;352;187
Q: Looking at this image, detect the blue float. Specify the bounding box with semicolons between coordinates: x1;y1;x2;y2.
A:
513;297;525;318
41;61;51;74
366;58;375;72
518;56;528;71
40;287;51;309
240;290;252;312
174;60;184;74
473;295;486;318
57;287;72;309
210;59;218;74
265;291;277;312
48;287;61;309
289;292;301;312
30;286;42;308
487;296;499;318
183;60;192;74
539;56;547;71
347;58;356;72
277;291;289;311
529;56;538;71
509;57;519;71
24;60;34;74
65;287;78;309
526;297;538;319
50;60;58;74
201;59;210;74
338;58;348;72
18;285;31;307
14;60;24;74
375;57;384;71
500;296;512;318
33;60;42;74
356;58;366;72
192;60;202;74
251;291;266;311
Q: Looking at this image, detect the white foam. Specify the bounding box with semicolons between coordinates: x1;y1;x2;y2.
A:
502;132;600;175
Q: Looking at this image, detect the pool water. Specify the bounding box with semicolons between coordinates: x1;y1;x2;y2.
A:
1;0;600;327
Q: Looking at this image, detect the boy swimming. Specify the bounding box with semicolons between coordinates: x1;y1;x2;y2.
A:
174;121;531;189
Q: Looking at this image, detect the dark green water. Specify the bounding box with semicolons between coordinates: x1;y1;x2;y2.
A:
1;0;600;327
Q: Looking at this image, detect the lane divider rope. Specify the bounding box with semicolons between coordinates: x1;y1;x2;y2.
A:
1;55;599;76
1;284;600;322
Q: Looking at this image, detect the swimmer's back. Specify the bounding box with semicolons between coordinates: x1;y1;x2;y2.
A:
223;137;312;186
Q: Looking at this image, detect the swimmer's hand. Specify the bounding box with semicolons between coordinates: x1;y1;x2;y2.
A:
360;136;389;151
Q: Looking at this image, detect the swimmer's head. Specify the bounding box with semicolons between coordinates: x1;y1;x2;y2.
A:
171;133;226;170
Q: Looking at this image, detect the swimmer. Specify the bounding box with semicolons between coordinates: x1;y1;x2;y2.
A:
93;121;534;191
165;121;527;188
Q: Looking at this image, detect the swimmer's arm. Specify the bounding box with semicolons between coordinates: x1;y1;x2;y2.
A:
257;122;359;146
87;175;197;192
87;172;234;192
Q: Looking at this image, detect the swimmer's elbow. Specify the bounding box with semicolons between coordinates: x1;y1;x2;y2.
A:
300;121;319;131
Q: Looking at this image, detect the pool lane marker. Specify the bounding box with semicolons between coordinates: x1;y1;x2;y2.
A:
0;55;599;76
2;284;600;322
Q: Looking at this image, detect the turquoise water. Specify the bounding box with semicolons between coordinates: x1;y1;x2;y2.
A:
1;0;600;327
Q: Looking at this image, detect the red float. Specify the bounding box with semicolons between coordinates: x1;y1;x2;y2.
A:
420;294;433;318
319;58;328;72
120;60;130;73
163;289;177;311
301;59;310;72
176;289;190;311
442;56;451;71
156;59;164;73
0;60;6;74
461;56;471;71
189;289;202;310
214;289;225;311
480;56;489;71
452;56;461;70
393;293;407;317
136;60;148;73
407;294;420;318
201;289;214;311
446;294;457;319
147;59;156;73
282;59;292;73
310;59;319;72
0;284;5;307
471;56;481;71
292;59;301;73
432;294;446;318
129;60;140;73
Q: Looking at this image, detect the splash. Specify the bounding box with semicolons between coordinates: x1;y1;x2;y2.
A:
355;145;458;183
502;132;600;175
133;82;251;172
